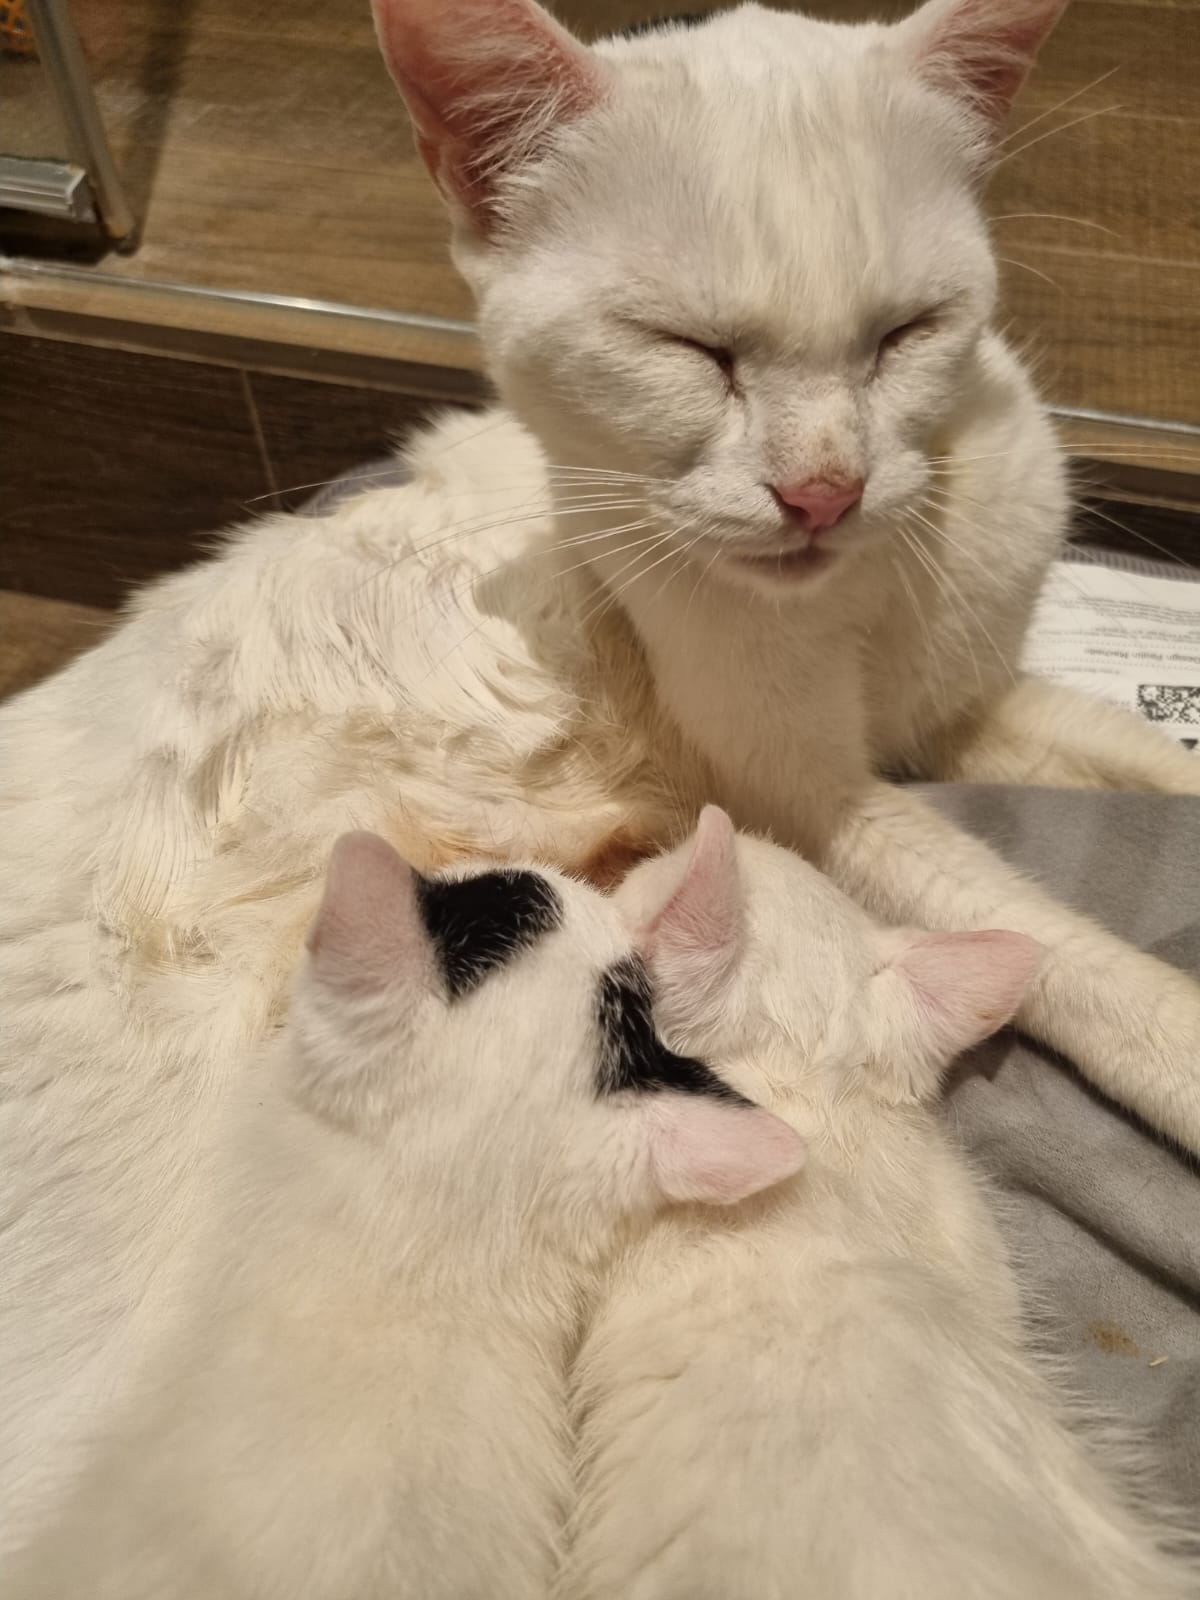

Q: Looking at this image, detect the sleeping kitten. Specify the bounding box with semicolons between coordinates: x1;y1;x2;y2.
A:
559;808;1198;1600
6;831;802;1600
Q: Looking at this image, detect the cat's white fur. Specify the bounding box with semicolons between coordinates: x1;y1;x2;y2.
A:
382;0;1200;1152
7;831;802;1598
0;407;706;1555
2;0;1199;1550
561;809;1199;1600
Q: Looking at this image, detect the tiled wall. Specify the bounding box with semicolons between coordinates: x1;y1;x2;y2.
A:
0;333;463;609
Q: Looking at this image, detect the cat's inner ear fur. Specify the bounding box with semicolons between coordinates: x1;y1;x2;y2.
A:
868;928;1044;1097
640;1093;806;1208
897;0;1069;146
637;807;746;1026
371;0;605;231
306;831;437;999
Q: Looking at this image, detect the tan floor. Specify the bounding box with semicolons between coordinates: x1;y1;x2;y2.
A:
0;592;111;701
0;0;1196;434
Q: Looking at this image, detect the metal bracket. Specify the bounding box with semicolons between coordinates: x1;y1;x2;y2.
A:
0;154;96;221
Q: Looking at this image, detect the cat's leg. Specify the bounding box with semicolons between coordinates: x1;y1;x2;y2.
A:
922;676;1200;794
822;779;1200;1154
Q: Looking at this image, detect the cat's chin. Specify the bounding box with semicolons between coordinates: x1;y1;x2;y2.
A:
719;544;841;593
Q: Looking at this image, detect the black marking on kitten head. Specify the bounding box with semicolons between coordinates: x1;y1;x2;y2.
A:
619;12;712;39
416;870;562;1000
595;955;748;1103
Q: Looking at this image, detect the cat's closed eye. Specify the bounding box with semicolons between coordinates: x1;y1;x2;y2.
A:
659;332;737;385
874;311;942;368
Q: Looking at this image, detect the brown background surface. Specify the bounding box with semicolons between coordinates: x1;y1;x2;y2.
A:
3;0;1195;422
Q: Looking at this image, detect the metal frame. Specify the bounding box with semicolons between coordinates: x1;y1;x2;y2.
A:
0;154;94;220
19;0;136;243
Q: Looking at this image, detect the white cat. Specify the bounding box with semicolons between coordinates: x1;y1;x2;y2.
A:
561;808;1199;1600
373;0;1200;1152
5;830;803;1599
3;0;1199;1550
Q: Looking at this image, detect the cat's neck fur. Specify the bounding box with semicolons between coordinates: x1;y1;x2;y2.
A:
566;331;1063;848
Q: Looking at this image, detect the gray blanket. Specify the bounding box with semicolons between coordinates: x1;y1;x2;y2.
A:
310;466;1200;1504
930;785;1200;1507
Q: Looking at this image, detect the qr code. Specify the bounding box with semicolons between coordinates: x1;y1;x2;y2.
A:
1137;685;1200;727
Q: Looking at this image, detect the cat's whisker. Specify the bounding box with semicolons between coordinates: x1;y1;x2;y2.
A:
683;544;725;626
404;525;665;682
241;469;414;506
545;466;662;480
550;524;663;582
928;444;1200;466
1070;503;1192;569
996;256;1063;293
911;500;999;587
244;454;660;510
423;411;516;461
995;65;1121;150
898;520;985;694
990;212;1117;237
919;506;1035;596
919;485;1035;568
576;530;681;634
433;477;648;498
888;540;946;718
356;498;650;594
991;102;1124;171
905;513;1017;688
543;462;667;484
422;521;662;631
642;532;704;614
890;543;934;643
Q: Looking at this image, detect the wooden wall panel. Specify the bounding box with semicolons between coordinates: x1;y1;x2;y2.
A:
2;0;1196;482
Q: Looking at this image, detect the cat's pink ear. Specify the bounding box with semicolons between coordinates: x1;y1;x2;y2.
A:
307;832;435;996
371;0;604;230
892;929;1044;1060
645;1095;806;1208
900;0;1069;134
641;807;745;999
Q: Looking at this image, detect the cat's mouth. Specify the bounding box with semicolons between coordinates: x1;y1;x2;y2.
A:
728;543;838;582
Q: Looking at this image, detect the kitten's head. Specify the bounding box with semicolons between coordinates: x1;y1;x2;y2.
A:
374;0;1065;596
615;807;1042;1104
287;832;804;1253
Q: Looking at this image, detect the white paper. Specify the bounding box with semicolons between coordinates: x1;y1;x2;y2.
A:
1021;561;1200;752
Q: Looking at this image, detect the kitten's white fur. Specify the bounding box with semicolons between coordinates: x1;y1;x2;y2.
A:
2;0;1199;1551
561;811;1198;1600
7;832;801;1598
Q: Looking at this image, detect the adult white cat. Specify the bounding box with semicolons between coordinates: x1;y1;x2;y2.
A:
370;0;1200;1150
6;830;803;1598
561;808;1198;1600
2;0;1199;1553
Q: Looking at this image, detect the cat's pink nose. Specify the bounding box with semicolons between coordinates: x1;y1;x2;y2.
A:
772;477;864;531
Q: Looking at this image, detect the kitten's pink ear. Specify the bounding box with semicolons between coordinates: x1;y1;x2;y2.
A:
893;929;1044;1061
307;832;435;996
371;0;604;230
900;0;1069;135
642;807;745;1000
645;1095;806;1208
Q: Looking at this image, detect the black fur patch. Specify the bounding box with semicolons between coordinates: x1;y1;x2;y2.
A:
619;12;711;39
416;870;562;1000
595;955;748;1103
